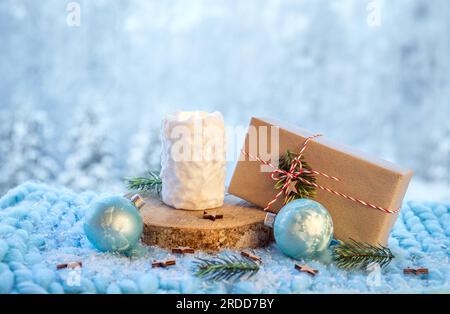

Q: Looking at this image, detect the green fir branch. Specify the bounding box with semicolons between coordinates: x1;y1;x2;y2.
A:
332;238;395;270
194;255;260;281
275;150;317;203
125;171;162;194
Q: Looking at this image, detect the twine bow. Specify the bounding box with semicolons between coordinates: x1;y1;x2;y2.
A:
241;134;400;214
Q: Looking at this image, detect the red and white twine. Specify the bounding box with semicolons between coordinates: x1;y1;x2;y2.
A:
241;134;400;214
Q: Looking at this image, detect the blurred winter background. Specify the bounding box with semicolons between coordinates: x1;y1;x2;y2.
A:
0;0;449;200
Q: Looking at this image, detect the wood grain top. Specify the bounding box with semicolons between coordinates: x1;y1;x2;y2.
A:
140;194;266;230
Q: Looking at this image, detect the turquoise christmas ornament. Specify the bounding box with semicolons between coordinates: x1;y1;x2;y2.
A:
273;199;333;260
84;196;144;253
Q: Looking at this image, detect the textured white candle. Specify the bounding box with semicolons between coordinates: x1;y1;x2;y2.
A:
160;111;226;210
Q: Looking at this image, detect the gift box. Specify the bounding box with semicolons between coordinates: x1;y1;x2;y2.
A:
228;117;413;245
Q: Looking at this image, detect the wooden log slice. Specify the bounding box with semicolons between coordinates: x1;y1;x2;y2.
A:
139;194;274;252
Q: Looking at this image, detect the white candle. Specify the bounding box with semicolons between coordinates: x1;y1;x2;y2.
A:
160;111;226;210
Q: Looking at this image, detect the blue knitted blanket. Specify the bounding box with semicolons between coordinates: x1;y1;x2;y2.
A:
0;183;449;294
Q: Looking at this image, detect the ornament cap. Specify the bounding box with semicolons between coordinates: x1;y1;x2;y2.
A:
130;194;146;210
264;212;276;228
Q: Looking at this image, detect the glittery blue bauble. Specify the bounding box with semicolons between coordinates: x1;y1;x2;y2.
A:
84;196;143;253
274;199;333;260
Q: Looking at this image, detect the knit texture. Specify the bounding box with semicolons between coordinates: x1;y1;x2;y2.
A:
0;182;448;294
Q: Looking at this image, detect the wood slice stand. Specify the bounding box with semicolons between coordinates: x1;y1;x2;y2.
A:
139;194;273;252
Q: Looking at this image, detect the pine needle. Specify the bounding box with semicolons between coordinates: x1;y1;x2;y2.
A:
332;238;395;270
125;171;162;194
275;150;317;203
194;255;260;281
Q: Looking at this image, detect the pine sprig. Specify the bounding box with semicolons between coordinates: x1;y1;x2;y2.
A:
194;255;260;281
275;150;317;203
125;171;162;194
332;238;395;270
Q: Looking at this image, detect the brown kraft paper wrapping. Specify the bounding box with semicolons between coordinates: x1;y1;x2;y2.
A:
228;117;413;245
